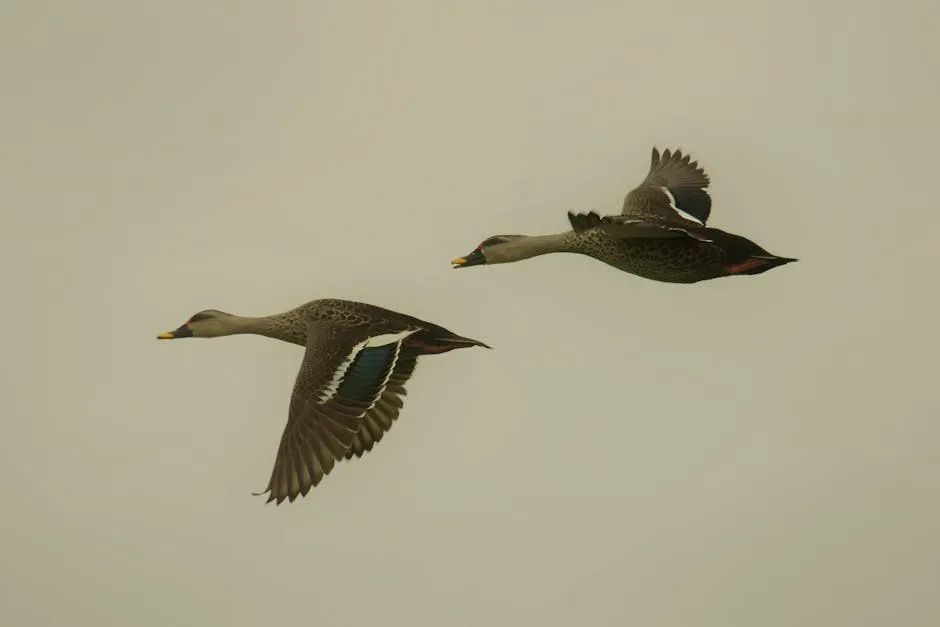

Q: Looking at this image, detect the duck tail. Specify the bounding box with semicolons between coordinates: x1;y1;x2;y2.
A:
727;254;799;275
706;227;798;276
406;328;492;354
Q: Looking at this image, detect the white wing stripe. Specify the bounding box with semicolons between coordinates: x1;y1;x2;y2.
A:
659;186;704;225
317;329;419;405
365;329;419;348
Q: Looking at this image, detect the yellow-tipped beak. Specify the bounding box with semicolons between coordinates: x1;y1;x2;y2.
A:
156;332;175;339
451;257;467;265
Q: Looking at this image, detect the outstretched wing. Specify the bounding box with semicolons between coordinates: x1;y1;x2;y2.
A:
255;325;419;504
598;147;714;241
624;147;712;223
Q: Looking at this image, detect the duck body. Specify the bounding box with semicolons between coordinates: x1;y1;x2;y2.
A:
157;298;489;504
452;146;797;284
241;298;488;353
560;212;796;284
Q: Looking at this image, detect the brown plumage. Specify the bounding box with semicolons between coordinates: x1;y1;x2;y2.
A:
157;298;489;504
451;146;797;283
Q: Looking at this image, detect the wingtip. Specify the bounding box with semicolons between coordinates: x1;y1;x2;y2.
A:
252;488;277;505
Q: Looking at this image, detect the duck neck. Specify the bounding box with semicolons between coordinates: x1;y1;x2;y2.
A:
511;232;572;260
226;314;306;346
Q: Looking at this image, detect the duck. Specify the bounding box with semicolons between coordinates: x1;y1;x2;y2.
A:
451;147;797;284
156;298;490;504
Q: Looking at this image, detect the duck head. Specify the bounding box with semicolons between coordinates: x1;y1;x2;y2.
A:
451;235;530;268
157;309;237;339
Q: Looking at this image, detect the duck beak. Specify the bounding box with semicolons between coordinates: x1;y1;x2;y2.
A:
156;324;193;339
451;248;486;269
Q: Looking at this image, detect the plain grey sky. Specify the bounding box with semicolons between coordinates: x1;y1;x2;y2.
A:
1;1;938;626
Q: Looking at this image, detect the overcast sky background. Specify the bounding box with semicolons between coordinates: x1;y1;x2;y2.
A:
1;1;938;626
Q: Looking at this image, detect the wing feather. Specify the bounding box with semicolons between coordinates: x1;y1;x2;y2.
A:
255;326;419;504
622;147;712;224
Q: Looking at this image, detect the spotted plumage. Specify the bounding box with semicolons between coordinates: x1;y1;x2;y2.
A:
452;146;797;283
157;298;489;504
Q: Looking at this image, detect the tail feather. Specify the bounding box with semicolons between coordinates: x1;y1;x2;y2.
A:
705;227;798;276
728;255;798;275
406;329;491;354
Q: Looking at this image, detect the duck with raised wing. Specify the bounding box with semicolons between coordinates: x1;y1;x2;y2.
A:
157;298;489;504
451;147;797;284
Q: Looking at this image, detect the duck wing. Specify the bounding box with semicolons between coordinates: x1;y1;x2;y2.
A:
598;147;714;241
254;323;421;504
